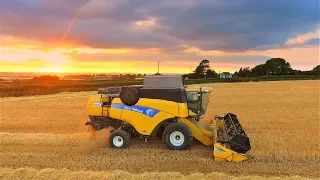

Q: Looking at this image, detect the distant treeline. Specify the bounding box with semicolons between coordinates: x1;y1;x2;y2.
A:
0;79;143;97
185;75;319;84
234;58;320;77
1;75;319;97
183;58;320;79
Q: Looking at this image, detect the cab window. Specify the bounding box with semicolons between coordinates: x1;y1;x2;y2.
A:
186;92;200;114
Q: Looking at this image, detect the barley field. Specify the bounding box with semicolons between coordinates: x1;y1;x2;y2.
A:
0;80;319;179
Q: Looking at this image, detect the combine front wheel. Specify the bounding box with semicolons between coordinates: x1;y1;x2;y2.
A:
109;129;131;149
162;122;193;150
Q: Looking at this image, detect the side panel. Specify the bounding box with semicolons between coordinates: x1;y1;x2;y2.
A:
87;95;103;116
121;110;175;135
108;106;122;120
110;98;178;135
112;98;187;117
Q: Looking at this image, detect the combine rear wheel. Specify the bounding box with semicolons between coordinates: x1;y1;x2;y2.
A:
109;129;130;149
162;122;193;150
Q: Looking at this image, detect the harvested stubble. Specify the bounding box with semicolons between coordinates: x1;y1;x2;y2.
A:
0;80;319;179
0;167;315;180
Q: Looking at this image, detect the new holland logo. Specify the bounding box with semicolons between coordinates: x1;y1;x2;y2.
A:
111;104;159;118
146;109;154;117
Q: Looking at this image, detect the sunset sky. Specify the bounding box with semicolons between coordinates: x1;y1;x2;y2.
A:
0;0;319;74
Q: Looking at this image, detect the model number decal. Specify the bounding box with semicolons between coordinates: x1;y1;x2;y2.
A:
111;103;159;117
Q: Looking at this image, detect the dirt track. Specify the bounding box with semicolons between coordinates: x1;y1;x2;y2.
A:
0;80;319;179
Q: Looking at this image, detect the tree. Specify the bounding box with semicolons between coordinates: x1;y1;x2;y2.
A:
265;58;291;75
251;64;267;76
183;59;218;79
184;73;203;79
194;59;210;75
236;67;252;77
32;75;59;84
311;65;320;75
206;69;218;78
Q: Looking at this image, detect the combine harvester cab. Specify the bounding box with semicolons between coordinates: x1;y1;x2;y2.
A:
86;75;251;162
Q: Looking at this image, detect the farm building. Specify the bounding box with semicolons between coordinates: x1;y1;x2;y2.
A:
219;72;233;78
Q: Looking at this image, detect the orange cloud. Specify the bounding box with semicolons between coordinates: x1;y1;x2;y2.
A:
133;17;160;30
286;29;320;45
1;33;318;74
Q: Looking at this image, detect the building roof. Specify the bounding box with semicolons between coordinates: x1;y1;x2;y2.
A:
219;72;231;75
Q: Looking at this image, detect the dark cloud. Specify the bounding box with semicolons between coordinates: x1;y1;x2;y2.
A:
0;0;319;52
0;0;87;17
150;0;320;51
0;0;88;42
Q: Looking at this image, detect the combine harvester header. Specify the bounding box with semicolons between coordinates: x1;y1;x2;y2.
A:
86;75;251;162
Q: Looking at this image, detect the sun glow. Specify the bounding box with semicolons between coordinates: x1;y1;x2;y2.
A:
1;39;319;74
0;46;71;72
38;67;66;73
40;51;69;72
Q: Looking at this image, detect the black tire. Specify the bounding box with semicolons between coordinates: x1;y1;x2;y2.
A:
162;122;193;150
109;129;131;149
120;87;139;106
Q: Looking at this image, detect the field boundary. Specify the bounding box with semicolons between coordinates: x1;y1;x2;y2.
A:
1;75;319;97
0;167;314;180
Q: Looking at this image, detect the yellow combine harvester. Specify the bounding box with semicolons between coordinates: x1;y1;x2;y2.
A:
86;75;251;162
